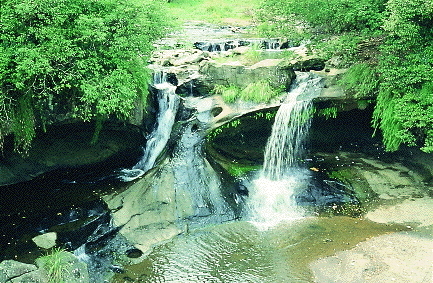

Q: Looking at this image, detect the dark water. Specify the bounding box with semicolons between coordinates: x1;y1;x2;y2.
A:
0;160;131;262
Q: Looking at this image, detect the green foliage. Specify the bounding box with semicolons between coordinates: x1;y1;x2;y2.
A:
313;34;363;66
11;95;36;154
372;0;433;152
213;84;241;103
317;106;338;120
213;81;283;104
226;163;259;177
0;0;168;152
258;0;386;36
37;247;69;283
166;0;261;25
240;81;282;103
253;110;277;120
340;63;379;97
242;44;263;64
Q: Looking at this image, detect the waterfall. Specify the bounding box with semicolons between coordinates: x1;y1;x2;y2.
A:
247;72;323;228
120;71;180;181
262;93;312;180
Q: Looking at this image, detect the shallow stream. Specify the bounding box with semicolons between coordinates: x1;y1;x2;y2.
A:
113;217;408;282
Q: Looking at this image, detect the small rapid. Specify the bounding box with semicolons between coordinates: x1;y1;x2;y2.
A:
120;71;180;181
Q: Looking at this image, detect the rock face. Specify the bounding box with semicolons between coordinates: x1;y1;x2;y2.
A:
104;95;237;254
0;252;89;283
0;122;143;185
104;152;235;254
199;58;296;90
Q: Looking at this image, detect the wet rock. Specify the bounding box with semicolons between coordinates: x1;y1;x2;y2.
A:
366;198;433;227
297;177;359;207
32;232;57;249
104;164;186;253
125;248;143;258
104;115;236;253
109;265;125;273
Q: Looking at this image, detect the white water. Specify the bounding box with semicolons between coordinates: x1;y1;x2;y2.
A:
248;73;323;229
262;92;312;180
120;72;180;181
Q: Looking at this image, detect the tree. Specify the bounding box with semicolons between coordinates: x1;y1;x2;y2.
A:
258;0;433;152
373;0;433;152
0;0;168;153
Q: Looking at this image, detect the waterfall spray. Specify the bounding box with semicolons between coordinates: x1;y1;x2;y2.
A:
247;73;323;228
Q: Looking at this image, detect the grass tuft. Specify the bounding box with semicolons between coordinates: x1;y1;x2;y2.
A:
37;247;70;283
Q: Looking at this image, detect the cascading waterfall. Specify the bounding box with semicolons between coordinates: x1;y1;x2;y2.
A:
247;72;323;228
120;71;180;181
262;93;312;180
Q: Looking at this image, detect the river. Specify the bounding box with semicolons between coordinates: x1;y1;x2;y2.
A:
0;22;432;283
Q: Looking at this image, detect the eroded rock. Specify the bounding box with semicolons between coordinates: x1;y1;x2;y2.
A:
199;58;295;90
0;123;143;185
366;198;433;227
310;233;433;283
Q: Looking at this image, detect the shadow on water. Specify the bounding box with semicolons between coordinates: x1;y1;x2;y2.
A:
0;155;134;263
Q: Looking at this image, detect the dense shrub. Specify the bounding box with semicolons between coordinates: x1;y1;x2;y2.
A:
259;0;433;152
0;0;168;153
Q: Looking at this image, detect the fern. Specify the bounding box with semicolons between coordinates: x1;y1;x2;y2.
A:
340;63;379;97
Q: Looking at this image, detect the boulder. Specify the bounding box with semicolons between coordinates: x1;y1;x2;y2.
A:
292;58;326;71
199;58;295;91
0;260;38;283
32;232;57;249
